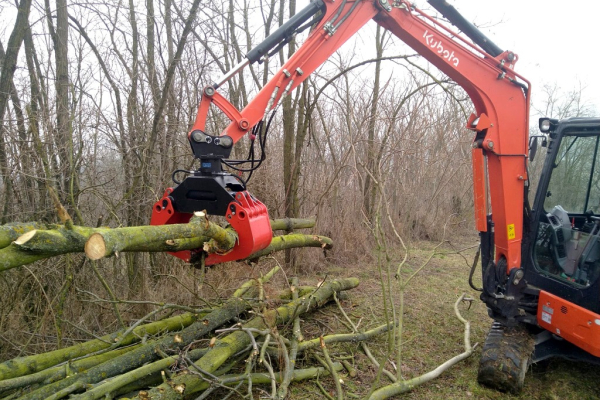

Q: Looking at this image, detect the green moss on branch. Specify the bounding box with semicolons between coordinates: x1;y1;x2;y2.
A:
133;277;359;400
247;234;332;261
0;312;198;381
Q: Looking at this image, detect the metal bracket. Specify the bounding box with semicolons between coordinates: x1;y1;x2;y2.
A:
323;21;336;35
379;0;392;12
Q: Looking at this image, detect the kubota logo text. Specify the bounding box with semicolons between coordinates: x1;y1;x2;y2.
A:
423;30;459;67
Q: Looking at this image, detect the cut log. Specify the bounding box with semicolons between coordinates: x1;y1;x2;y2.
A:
0;218;324;272
246;234;333;261
15;267;279;400
0;222;50;249
0;312;199;381
0;345;141;394
269;218;315;231
0;225;96;271
84;215;236;260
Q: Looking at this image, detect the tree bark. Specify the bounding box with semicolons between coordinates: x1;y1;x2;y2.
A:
0;218;232;272
0;312;199;381
21;299;248;400
362;26;384;224
0;0;32;121
0;218;323;272
0;345;142;393
0;0;33;224
15;269;278;400
246;234;332;261
0;222;49;249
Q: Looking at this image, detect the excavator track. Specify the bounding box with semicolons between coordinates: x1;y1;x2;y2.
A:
477;321;535;393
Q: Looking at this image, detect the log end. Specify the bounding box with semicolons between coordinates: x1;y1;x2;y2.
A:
14;230;37;246
85;233;107;260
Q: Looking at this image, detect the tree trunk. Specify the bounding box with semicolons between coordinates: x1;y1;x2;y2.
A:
0;0;33;224
362;25;384;224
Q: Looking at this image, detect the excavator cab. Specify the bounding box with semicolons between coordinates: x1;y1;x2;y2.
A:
526;118;600;355
533;119;600;289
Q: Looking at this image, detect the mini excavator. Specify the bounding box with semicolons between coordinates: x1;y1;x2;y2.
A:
151;0;600;392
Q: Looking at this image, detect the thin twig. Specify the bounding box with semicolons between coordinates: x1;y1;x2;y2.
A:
318;339;344;400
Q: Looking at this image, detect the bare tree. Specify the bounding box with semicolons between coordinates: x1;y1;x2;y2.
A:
0;0;33;223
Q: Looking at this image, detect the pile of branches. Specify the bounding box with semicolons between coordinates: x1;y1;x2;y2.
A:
0;266;392;400
0;203;476;399
0;210;387;399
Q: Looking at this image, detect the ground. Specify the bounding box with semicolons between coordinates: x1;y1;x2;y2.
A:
260;233;600;400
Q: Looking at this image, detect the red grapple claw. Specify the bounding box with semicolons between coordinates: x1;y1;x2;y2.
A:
150;189;272;264
150;188;195;262
206;192;272;265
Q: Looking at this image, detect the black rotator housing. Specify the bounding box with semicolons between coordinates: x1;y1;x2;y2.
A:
167;172;244;216
166;130;244;216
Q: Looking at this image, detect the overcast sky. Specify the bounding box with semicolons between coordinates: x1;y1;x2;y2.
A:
289;0;600;119
426;0;600;115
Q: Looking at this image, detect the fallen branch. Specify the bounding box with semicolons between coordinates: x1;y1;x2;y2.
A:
188;363;344;394
316;338;343;400
368;294;477;400
269;218;315;231
0;345;141;394
276;277;302;400
68;347;209;400
0;312;200;381
0;222;50;249
131;277;360;400
18;268;279;400
84;213;236;260
296;323;394;354
0;218;325;272
246;235;333;261
0;225;96;271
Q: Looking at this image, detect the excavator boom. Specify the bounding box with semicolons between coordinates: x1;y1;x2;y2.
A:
156;0;530;271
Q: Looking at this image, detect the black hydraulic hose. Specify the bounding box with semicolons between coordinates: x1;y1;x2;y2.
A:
330;0;347;26
427;0;503;57
246;0;326;63
333;0;362;30
222;111;276;174
469;245;483;292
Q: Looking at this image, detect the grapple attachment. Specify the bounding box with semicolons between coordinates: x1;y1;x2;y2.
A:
150;187;272;265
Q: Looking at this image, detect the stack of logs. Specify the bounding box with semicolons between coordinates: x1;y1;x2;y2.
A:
0;215;332;272
0;266;386;400
0;216;395;399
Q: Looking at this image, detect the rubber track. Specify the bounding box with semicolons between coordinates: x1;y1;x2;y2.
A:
477;321;535;394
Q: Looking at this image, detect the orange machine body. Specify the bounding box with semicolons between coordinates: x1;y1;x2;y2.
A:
538;290;600;357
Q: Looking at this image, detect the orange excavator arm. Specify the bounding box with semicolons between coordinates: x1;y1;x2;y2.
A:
153;0;530;272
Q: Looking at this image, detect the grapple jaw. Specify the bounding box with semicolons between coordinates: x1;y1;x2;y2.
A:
206;191;272;265
150;185;272;265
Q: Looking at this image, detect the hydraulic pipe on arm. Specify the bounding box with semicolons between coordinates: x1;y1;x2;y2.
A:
427;0;503;57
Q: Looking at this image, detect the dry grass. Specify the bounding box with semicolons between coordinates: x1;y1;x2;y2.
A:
282;233;600;400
